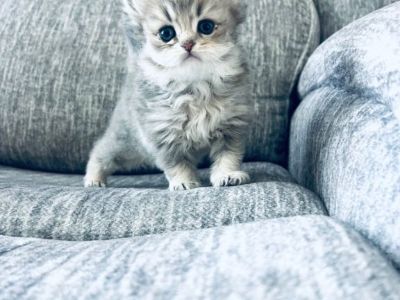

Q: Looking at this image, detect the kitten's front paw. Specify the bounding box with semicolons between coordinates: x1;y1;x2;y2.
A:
84;176;107;188
210;171;250;187
169;179;201;191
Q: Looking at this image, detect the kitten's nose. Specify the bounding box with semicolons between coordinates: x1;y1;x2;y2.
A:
182;40;195;52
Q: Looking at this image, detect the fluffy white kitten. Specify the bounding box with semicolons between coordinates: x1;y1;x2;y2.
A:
84;0;254;191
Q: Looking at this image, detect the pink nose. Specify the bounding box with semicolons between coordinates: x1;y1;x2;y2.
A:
182;40;195;52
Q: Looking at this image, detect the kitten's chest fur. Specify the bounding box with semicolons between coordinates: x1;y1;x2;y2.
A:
177;84;226;145
142;81;229;150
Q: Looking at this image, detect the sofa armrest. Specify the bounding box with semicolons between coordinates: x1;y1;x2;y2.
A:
289;3;400;266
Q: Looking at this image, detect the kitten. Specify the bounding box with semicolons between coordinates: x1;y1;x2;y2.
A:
84;0;254;191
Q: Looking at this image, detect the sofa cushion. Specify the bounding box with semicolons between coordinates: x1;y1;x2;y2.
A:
0;162;326;241
0;0;319;173
1;216;399;300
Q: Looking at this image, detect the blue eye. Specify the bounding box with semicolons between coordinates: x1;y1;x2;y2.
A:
159;26;176;43
198;19;215;35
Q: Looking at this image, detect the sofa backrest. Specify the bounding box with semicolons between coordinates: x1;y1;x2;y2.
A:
314;0;399;41
0;0;319;173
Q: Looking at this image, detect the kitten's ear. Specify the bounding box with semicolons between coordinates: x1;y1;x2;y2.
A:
121;0;145;25
229;0;247;24
120;0;146;51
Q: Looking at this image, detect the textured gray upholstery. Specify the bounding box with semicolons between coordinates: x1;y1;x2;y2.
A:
0;0;318;173
290;3;400;267
1;0;400;298
2;216;400;300
314;0;399;40
0;162;326;241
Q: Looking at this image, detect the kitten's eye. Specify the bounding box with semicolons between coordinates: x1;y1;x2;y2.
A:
198;19;215;35
159;26;176;43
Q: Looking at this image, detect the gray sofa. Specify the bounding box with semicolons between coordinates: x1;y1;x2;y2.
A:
0;0;399;299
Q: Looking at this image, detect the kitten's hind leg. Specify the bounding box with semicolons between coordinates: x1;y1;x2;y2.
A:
84;129;151;188
84;135;120;188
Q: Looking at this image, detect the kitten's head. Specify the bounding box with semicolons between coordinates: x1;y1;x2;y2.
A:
122;0;245;80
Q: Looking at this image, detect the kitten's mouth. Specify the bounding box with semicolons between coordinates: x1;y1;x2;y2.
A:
184;53;201;62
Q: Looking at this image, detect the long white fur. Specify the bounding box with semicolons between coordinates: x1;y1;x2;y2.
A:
85;0;254;191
